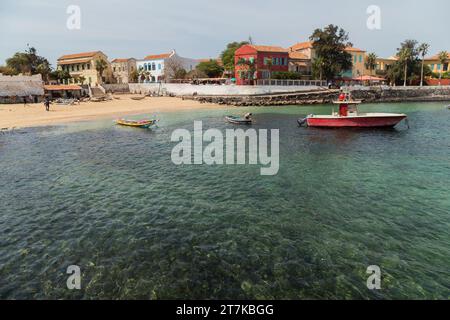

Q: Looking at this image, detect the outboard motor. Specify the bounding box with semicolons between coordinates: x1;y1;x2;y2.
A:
297;118;308;127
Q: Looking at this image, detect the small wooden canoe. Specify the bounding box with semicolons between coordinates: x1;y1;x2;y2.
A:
225;115;252;125
131;96;146;101
116;119;156;128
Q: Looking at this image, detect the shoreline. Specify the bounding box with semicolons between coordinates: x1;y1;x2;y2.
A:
0;95;224;130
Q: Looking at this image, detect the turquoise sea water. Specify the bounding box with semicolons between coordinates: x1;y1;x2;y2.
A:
0;102;449;299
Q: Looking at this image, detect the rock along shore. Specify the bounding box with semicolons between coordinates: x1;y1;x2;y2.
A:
181;87;450;106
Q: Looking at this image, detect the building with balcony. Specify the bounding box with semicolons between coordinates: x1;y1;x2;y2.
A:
57;51;113;85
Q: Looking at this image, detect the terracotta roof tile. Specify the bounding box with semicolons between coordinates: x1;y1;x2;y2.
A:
58;51;100;60
289;51;308;60
249;45;288;53
289;41;313;51
426;52;450;60
345;47;366;53
144;53;173;60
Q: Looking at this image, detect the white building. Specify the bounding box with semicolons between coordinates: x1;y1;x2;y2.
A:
136;50;198;83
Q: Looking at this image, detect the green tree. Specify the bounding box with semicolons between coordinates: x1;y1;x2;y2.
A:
312;56;325;80
397;40;419;86
196;60;224;78
5;47;52;80
52;69;71;83
220;41;249;75
129;69;139;83
438;51;449;86
95;59;108;83
365;53;378;76
309;24;353;81
418;43;430;86
0;65;18;75
186;69;207;79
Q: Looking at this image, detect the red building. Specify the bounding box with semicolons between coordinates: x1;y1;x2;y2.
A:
234;45;289;85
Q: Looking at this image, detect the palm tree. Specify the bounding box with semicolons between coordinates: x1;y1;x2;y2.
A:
438;51;448;86
95;59;108;84
312;57;325;81
365;53;378;76
398;47;413;87
237;58;257;85
418;43;430;86
364;53;378;86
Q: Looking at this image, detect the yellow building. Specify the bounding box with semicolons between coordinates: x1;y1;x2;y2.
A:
289;41;371;78
57;51;113;85
375;56;398;73
111;58;137;84
425;52;450;74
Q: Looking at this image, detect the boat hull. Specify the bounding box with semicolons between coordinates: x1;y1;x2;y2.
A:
306;114;407;128
225;116;252;125
116;119;156;128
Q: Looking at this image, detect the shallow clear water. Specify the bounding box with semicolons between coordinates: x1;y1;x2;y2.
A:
0;102;449;299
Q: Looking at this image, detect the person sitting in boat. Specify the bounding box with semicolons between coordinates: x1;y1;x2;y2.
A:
244;113;253;120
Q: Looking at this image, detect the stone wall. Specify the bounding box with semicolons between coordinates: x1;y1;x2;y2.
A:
129;83;325;96
183;86;450;106
102;83;130;93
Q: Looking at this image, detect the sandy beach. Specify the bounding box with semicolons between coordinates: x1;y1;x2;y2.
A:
0;95;223;129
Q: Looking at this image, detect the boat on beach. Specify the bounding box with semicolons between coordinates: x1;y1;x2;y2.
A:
298;96;407;128
225;114;253;125
116;119;157;128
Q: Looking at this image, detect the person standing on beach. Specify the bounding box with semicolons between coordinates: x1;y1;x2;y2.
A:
44;97;51;111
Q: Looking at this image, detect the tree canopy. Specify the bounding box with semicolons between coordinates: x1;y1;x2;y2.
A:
196;60;224;78
4;47;52;80
385;39;429;86
220;41;249;73
309;24;353;81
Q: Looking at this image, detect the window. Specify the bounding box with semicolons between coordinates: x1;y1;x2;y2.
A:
71;65;75;71
87;64;90;70
158;64;161;70
113;67;116;72
152;63;156;70
359;55;363;63
353;55;357;63
444;63;449;72
437;64;442;71
77;65;80;71
430;64;435;71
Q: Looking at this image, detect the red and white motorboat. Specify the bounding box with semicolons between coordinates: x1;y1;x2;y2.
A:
298;96;407;128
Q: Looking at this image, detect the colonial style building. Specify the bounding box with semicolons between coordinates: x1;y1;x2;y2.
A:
289;41;371;79
234;45;289;85
111;58;137;83
375;56;398;73
57;51;113;85
136;50;199;83
425;52;450;74
288;50;311;76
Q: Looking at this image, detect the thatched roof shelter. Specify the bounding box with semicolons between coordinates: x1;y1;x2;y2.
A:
0;74;44;97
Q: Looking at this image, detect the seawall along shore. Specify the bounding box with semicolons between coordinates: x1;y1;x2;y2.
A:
180;86;450;106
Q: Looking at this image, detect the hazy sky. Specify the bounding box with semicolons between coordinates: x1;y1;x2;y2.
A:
1;0;449;66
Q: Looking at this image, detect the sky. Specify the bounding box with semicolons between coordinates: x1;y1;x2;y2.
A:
1;0;449;67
